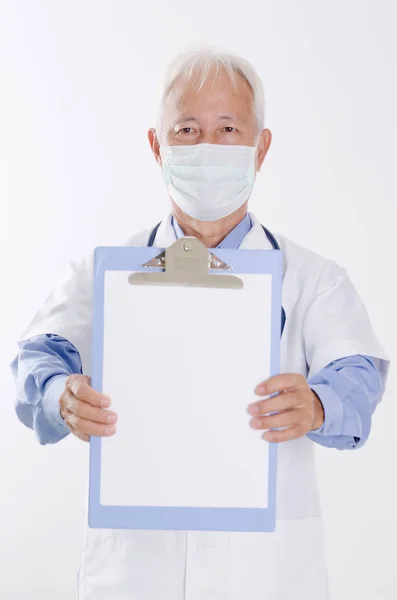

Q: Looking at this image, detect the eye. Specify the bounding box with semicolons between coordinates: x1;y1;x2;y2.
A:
222;127;238;133
178;127;195;134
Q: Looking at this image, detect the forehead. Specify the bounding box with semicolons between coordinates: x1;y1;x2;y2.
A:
163;67;255;124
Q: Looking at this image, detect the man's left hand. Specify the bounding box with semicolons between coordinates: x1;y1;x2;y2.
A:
248;373;325;442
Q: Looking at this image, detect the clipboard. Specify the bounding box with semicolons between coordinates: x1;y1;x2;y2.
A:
89;237;282;532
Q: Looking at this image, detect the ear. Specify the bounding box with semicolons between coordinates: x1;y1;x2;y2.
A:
256;128;272;172
148;128;162;166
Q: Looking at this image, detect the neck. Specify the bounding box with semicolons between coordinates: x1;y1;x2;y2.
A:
172;203;248;248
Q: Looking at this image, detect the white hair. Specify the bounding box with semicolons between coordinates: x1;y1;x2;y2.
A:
156;47;265;132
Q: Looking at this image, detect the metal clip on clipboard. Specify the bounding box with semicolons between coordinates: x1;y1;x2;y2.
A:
128;237;243;289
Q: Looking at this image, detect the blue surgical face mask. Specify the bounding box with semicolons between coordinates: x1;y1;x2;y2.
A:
160;143;257;221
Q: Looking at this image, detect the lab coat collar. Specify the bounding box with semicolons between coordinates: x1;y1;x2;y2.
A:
152;212;274;252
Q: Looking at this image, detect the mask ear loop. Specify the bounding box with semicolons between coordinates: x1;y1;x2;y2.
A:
253;130;265;173
251;133;261;176
254;130;262;147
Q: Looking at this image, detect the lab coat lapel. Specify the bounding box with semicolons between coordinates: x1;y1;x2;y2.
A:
238;214;273;250
150;214;177;248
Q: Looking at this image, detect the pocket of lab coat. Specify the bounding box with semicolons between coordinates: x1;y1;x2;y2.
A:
228;516;328;600
78;528;187;600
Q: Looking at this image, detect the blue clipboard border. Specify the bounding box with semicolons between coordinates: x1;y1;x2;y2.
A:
89;246;282;532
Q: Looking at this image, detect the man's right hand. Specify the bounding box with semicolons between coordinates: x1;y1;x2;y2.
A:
59;374;117;442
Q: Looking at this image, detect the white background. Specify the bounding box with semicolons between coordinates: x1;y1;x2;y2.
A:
0;1;395;599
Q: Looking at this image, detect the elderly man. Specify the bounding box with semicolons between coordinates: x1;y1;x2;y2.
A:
12;49;388;600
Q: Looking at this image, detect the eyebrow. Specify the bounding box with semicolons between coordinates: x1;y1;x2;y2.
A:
175;115;239;125
176;116;199;125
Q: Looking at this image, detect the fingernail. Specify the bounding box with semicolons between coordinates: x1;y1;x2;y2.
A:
248;404;259;415
101;396;111;408
250;418;262;430
105;426;116;435
254;384;266;395
106;413;118;424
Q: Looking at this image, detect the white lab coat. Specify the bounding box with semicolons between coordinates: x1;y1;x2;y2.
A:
22;213;389;600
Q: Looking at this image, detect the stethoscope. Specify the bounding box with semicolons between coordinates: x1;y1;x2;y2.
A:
147;221;286;337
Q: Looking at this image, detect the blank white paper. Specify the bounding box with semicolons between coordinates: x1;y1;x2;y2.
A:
100;272;272;509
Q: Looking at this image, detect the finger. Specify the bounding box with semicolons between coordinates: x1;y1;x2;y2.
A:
74;430;90;443
263;424;308;443
248;390;304;416
254;373;306;397
60;406;72;429
62;390;117;424
66;373;91;387
66;377;111;408
63;411;116;437
250;409;305;431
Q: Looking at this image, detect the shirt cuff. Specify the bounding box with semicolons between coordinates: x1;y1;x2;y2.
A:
308;382;344;436
42;375;71;436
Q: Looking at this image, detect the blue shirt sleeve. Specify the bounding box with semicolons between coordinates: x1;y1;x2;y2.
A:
10;334;83;445
307;355;384;450
11;333;383;451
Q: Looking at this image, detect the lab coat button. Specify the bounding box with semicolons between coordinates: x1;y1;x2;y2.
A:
196;540;217;552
